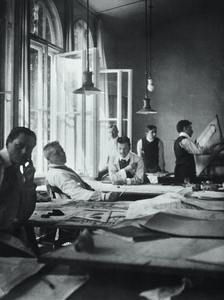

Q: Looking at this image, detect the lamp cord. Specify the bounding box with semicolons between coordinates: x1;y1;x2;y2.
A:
149;0;153;78
86;0;90;72
145;0;153;97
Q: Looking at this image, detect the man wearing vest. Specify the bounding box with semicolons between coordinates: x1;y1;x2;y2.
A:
174;120;223;183
137;125;165;174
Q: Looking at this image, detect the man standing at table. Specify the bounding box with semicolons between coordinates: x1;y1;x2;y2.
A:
137;125;165;173
43;141;118;201
0;127;37;256
109;136;144;185
174;119;224;183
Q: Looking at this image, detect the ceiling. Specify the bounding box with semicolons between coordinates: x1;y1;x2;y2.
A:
79;0;224;34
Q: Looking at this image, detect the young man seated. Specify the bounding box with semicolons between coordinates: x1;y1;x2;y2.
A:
43;141;118;201
108;136;144;185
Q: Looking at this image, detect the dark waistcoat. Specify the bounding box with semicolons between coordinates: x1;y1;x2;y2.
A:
174;136;195;166
142;137;159;169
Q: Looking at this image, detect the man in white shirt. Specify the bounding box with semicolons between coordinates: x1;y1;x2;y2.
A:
43;141;118;201
109;136;144;185
174;120;224;183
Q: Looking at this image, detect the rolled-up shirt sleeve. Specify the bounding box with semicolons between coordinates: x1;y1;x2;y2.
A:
137;139;143;157
158;139;165;171
180;138;213;155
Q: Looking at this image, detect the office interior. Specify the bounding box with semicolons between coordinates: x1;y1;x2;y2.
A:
1;0;224;299
1;0;224;181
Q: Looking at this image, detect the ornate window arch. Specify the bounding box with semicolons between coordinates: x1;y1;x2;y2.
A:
30;0;63;47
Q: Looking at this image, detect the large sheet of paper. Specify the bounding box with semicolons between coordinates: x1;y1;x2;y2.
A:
30;201;131;227
143;212;224;238
195;115;224;175
1;262;89;300
125;192;188;219
188;245;224;267
0;258;44;298
3;272;89;300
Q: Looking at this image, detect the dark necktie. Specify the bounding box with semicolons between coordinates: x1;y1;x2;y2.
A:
119;159;129;169
52;165;94;191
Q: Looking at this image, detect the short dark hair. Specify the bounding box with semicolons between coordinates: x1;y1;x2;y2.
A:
176;120;192;133
146;125;157;131
6;127;36;147
117;136;131;147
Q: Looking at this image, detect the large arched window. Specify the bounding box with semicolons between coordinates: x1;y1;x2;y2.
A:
30;0;63;175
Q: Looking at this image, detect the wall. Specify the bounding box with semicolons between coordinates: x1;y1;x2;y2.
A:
113;8;224;173
52;1;224;173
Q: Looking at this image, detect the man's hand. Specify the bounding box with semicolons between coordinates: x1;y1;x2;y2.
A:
23;160;36;184
125;162;137;172
104;192;119;202
112;179;126;185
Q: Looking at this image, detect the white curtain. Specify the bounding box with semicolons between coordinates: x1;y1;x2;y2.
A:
96;19;107;69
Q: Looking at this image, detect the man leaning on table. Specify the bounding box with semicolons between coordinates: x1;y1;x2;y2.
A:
108;136;144;185
43;141;118;201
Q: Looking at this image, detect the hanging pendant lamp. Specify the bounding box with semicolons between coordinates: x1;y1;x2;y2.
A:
73;0;101;95
137;0;157;114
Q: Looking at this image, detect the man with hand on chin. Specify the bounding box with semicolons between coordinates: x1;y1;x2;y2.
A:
0;127;37;256
109;136;144;185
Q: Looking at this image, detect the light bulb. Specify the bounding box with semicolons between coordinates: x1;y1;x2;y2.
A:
147;77;154;92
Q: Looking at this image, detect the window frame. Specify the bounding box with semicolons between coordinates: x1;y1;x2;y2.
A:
53;48;99;177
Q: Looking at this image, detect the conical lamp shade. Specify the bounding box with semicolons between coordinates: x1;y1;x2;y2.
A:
136;98;157;114
73;71;101;95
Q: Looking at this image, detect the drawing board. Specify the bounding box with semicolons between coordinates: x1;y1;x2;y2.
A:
195;115;224;175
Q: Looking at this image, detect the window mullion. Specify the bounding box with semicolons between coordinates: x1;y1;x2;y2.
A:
117;70;122;135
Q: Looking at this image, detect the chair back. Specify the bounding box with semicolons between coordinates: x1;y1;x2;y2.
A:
46;183;71;199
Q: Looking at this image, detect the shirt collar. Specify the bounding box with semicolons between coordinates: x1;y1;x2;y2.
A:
146;137;154;142
119;153;130;161
49;163;66;168
179;132;190;138
179;132;192;141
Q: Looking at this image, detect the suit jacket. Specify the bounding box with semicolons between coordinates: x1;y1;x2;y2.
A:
108;151;144;185
0;148;36;231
